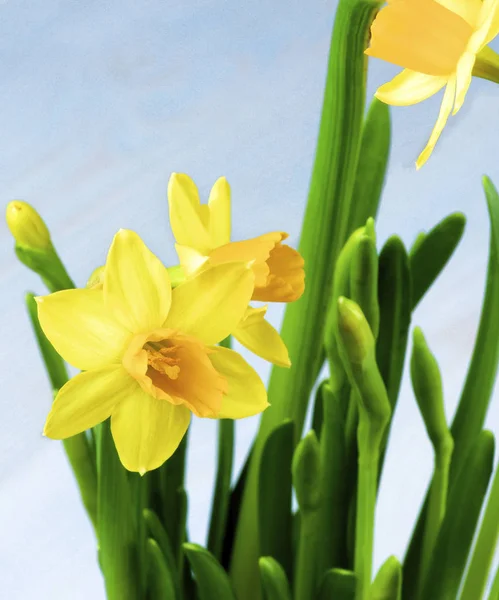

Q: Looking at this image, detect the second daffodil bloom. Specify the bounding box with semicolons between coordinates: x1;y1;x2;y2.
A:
37;229;268;474
366;0;499;167
167;173;305;367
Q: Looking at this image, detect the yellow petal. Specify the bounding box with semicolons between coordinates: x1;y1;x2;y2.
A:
453;50;475;114
165;262;254;345
252;243;305;303
375;69;447;106
416;76;457;169
36;289;130;370
104;229;172;333
44;366;135;438
168;173;212;253
208;177;231;247
485;4;499;43
366;0;473;76
233;306;290;367
111;393;191;474
175;244;209;277
208;346;269;418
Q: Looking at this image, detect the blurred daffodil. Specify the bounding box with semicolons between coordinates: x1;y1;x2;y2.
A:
366;0;499;168
38;229;268;474
167;173;305;366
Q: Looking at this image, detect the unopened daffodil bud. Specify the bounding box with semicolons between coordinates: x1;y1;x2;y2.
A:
6;200;51;251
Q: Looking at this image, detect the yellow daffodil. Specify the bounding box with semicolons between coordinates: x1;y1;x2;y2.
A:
37;229;269;474
167;173;305;367
366;0;499;168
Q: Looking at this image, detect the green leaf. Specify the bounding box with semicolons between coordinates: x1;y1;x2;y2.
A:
421;431;494;599
349;97;391;231
183;543;236;600
460;459;499;600
371;556;401;600
409;212;466;309
97;420;140;600
258;420;294;582
259;557;292;600
317;568;357;600
316;382;348;574
147;538;177;600
404;177;499;598
143;509;180;600
207;419;234;560
375;236;411;475
311;384;324;441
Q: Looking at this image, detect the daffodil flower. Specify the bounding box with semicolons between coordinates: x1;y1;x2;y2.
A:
366;0;499;168
167;173;305;367
37;229;269;474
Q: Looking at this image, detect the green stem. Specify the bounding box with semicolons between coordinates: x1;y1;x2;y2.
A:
355;425;379;600
460;461;499;600
295;509;321;600
419;440;452;590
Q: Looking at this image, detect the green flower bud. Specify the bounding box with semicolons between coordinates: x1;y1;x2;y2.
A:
292;431;321;512
6;200;51;250
371;556;401;600
337;296;375;365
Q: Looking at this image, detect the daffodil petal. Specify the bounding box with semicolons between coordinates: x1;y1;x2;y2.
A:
208;346;269;418
233;306;290;367
208;177;231;247
104;229;172;333
168;173;212;252
453;50;475;114
375;70;447;106
436;0;482;27
416;77;456;169
37;289;130;370
44;366;134;439
164;262;254;345
111;392;190;474
175;244;209;276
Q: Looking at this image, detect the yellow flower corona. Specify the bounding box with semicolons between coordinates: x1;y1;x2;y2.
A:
167;173;305;366
38;229;269;474
6;200;52;250
366;0;499;168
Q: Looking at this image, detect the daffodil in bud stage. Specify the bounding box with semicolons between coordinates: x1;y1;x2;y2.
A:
168;173;305;366
366;0;499;168
6;200;52;250
37;229;269;474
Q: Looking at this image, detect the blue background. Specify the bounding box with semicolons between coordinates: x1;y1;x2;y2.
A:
1;1;499;597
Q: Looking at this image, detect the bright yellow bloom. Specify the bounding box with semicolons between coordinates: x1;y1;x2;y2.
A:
168;173;305;366
366;0;499;168
38;229;269;474
6;200;52;250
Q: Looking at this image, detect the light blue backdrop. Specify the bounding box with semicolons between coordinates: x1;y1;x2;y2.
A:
1;1;499;598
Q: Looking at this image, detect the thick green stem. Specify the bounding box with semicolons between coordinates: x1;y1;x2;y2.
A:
419;440;452;590
355;426;379;600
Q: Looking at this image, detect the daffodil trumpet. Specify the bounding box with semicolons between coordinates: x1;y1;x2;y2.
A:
366;0;499;167
37;229;269;474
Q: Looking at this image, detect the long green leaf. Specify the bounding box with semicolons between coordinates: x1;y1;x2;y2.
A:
460;459;499;600
207;419;234;560
97;421;139;600
258;421;294;582
371;556;401;600
229;1;381;595
409;212;466;309
403;177;499;597
259;557;292;600
421;431;494;599
184;543;236;600
349;97;391;231
144;509;180;600
147;538;177;600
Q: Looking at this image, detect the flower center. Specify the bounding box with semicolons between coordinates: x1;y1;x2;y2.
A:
144;342;181;380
